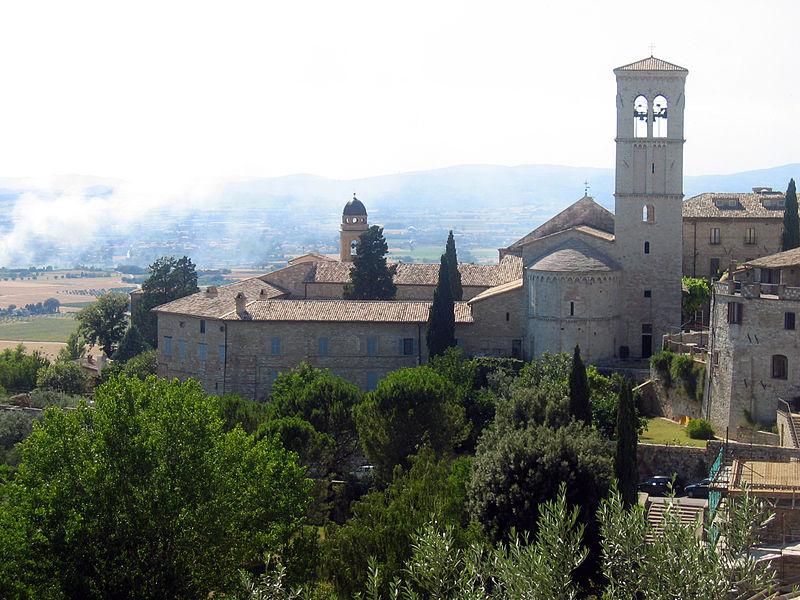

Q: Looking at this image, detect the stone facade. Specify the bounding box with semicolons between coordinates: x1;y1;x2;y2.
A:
682;189;784;279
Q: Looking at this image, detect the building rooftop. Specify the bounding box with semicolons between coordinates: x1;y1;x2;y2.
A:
746;247;800;269
683;190;785;219
615;56;688;72
153;277;288;318
529;238;620;272
343;194;367;216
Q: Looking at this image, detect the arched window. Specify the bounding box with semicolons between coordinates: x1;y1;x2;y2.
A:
772;355;788;379
634;95;648;138
653;95;668;138
642;204;654;222
644;241;650;254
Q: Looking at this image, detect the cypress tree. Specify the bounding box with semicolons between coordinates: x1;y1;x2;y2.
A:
445;230;463;301
615;380;639;507
568;344;591;426
781;178;799;251
426;255;456;358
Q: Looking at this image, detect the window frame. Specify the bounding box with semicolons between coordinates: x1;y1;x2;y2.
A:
772;354;788;380
270;337;281;356
710;227;721;245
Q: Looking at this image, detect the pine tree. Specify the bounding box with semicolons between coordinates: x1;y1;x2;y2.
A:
614;380;638;507
445;230;462;301
568;344;591;426
426;255;455;358
343;226;397;300
781;178;799;251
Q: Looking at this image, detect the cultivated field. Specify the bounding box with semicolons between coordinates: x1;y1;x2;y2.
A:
0;271;137;313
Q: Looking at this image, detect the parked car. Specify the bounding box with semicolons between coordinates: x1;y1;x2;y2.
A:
684;477;711;499
638;476;681;497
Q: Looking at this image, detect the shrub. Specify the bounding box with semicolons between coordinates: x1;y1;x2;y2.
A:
687;418;714;440
649;350;674;388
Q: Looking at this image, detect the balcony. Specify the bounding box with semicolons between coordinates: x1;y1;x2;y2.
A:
713;280;800;301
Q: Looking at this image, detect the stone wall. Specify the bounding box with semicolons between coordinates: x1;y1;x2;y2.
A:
641;375;703;421
637;443;708;485
733;427;780;446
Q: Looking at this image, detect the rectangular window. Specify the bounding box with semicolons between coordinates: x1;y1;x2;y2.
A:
366;371;378;391
270;370;279;386
218;345;226;362
318;337;328;356
710;258;721;279
179;340;186;359
710;228;720;245
164;336;172;356
772;355;788;380
727;302;743;324
569;301;574;316
641;323;653;334
745;228;756;245
786;312;796;330
366;337;378;356
200;319;206;333
401;337;415;356
198;343;207;361
271;337;281;356
644;289;652;298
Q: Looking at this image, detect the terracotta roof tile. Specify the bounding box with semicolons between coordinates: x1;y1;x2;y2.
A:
746;248;800;269
615;56;687;72
153;278;288;318
683;192;785;219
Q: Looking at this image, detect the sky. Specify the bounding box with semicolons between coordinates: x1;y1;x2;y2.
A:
0;0;797;184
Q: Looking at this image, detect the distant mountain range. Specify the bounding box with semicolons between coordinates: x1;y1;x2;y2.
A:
0;163;795;269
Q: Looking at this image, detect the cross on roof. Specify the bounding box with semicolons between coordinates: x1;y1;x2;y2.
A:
649;42;655;56
584;180;590;196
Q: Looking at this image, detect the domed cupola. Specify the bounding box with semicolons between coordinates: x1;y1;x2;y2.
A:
340;193;369;261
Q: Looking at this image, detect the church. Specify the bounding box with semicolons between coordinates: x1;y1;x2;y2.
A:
154;56;688;397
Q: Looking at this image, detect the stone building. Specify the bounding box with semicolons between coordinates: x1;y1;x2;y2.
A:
154;56;690;396
707;247;800;433
682;188;785;279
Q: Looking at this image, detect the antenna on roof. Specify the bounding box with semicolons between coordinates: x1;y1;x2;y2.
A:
649;42;655;56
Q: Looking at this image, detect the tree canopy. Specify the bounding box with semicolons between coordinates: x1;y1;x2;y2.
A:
445;230;463;301
0;375;311;599
426;254;456;358
782;178;799;251
568;345;591;426
614;380;638;506
112;324;147;363
342;225;397;300
75;291;129;357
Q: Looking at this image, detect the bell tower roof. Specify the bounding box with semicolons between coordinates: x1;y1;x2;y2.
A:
615;56;687;73
343;193;367;216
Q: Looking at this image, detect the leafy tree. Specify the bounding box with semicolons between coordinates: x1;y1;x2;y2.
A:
75;291;129;357
614;380;638;506
0;375;311;599
0;410;41;468
36;360;88;395
132;256;199;347
57;330;86;362
343;226;397;300
782;178;799;251
42;297;60;313
0;344;49;393
217;393;272;434
97;349;159;385
354;366;466;478
568;345;591;426
322;449;474;598
112;324;147;363
681;276;710;324
445;230;463;301
258;416;335;477
426;255;456;358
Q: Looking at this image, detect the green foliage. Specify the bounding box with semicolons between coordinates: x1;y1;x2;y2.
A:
670;354;702;400
354;366;466;478
36;360;88;395
614;380;638;506
0;410;41;468
782;178;799;251
42;297;60;313
258;416;335;477
0;343;49;393
133;256;199;348
27;389;82;409
343;226;397;300
681;276;710;318
217;393;271;434
649;349;674;388
445;230;463;301
112;324;147;363
322;449;475;598
268;364;361;475
426;254;456;358
75;291;129;357
686;418;715;440
57;330;86;362
471;356;525;388
0;375;312;599
97;349;158;385
568;345;591;426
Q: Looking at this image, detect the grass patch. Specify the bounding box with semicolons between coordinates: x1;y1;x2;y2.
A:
640;417;710;448
0;315;77;342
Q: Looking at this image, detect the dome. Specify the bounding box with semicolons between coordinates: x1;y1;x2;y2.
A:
343;194;367;216
529;238;619;272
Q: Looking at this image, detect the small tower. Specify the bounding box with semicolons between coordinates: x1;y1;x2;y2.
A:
340;194;368;262
613;56;688;359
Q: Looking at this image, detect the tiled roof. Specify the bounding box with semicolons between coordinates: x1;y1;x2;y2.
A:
745;247;800;269
683;192;785;219
468;278;523;303
153;278;288;318
223;299;474;323
530;238;620;272
310;255;523;287
615;56;687;72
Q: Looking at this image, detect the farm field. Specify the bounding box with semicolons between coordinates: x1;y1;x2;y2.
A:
0;315;77;342
0;270;137;313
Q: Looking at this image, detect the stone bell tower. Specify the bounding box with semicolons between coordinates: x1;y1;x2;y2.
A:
340;193;368;262
613;56;688;359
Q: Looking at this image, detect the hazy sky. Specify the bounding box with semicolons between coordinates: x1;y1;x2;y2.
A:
0;0;797;183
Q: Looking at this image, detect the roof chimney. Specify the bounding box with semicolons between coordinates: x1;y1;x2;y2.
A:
234;292;246;315
206;285;218;296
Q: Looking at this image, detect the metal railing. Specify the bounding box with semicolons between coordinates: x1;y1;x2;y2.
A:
779;398;799;449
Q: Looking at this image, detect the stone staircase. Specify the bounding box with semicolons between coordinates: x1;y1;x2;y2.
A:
645;498;705;542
